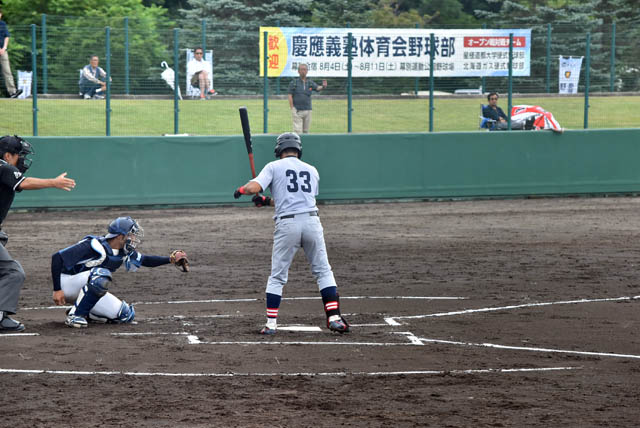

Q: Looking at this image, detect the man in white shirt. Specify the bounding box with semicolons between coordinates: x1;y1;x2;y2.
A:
186;47;216;100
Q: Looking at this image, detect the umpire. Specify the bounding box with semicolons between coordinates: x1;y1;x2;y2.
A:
0;135;75;332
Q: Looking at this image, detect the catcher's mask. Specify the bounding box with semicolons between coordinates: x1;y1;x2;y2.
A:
105;216;144;255
274;132;302;159
0;135;34;173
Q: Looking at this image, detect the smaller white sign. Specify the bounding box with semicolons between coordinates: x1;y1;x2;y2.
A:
558;56;583;94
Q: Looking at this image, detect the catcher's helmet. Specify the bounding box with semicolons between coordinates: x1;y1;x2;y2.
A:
274;132;302;159
0;135;34;173
105;216;144;254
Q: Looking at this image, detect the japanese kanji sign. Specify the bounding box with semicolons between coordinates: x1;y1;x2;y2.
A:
259;27;531;78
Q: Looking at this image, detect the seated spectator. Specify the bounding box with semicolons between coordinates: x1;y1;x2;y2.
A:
186;47;216;100
482;92;508;130
79;55;109;100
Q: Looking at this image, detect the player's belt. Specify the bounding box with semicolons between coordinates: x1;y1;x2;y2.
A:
278;211;318;220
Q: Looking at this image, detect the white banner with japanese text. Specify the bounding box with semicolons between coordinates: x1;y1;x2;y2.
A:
558;56;583;94
259;27;531;78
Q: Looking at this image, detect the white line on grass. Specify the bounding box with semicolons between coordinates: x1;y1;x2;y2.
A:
0;366;581;378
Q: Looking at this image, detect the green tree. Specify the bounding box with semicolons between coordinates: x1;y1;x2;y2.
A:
475;0;609;93
2;0;173;94
310;0;377;27
180;0;313;94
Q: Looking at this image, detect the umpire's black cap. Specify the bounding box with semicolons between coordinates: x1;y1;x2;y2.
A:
0;135;24;155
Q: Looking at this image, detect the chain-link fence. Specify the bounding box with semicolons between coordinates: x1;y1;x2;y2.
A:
1;17;639;136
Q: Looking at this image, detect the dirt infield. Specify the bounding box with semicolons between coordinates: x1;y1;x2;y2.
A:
1;197;640;427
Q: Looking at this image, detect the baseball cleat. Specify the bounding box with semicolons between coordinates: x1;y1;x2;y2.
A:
260;326;277;335
65;315;88;328
327;316;350;334
0;314;25;332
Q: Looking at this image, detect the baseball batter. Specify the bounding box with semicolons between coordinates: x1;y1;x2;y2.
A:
234;132;349;335
51;216;189;328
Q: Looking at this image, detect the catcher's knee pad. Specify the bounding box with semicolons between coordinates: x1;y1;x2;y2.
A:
88;267;112;297
115;301;135;323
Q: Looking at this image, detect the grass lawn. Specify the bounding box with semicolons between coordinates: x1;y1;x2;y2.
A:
2;95;638;136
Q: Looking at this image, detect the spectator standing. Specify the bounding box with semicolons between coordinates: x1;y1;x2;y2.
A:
288;64;326;134
0;9;22;99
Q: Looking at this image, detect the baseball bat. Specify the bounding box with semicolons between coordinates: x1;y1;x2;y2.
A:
239;106;257;178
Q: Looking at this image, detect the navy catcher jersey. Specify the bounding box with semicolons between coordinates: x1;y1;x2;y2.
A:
57;235;142;275
0;159;26;226
253;156;319;219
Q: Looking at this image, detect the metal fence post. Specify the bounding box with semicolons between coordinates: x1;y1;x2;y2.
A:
263;31;269;134
414;23;419;95
610;22;616;92
174;28;180;135
347;32;353;133
429;33;434;133
124;17;130;95
275;20;280;95
481;23;486;94
106;27;111;136
41;14;47;94
31;24;38;136
201;19;206;52
507;33;513;131
545;23;551;93
584;32;591;129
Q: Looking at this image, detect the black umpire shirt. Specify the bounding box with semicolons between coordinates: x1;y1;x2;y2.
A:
0;160;25;227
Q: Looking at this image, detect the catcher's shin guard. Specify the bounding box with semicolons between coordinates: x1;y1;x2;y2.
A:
115;301;135;323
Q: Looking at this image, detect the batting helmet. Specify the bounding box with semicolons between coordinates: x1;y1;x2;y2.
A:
274;132;302;159
0;135;34;173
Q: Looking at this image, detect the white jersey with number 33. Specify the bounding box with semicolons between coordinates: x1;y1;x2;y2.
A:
252;157;319;219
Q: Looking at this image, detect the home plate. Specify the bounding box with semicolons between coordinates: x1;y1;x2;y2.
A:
278;326;322;332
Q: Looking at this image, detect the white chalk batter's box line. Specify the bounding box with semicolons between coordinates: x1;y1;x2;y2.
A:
21;295;466;311
0;366;582;379
109;331;640;361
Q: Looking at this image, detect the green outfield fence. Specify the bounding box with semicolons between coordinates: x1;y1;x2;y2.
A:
1;16;639;137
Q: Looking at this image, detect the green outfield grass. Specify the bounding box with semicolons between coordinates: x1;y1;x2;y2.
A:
2;95;638;136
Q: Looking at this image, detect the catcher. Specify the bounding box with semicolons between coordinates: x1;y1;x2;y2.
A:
50;216;189;328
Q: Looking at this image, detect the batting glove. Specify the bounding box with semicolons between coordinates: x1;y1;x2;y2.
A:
252;195;271;207
233;186;247;199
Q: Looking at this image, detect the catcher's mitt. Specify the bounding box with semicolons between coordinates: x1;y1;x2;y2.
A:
170;250;190;272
